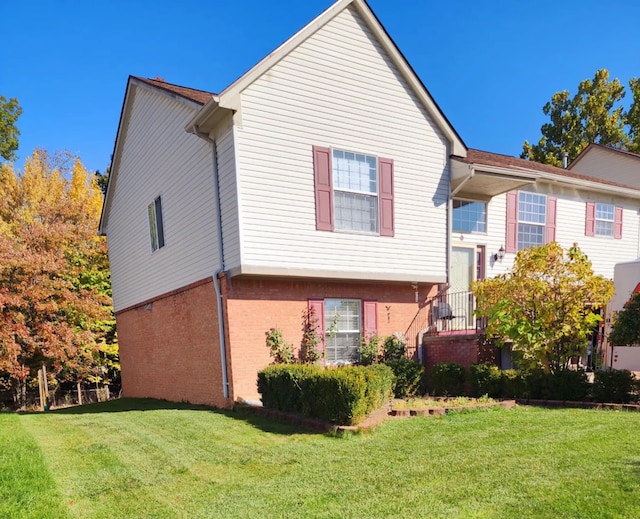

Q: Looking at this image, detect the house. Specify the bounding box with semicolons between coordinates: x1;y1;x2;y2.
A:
569;143;640;189
100;0;640;407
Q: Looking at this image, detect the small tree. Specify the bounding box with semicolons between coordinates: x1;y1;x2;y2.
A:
300;308;324;364
472;243;613;373
609;291;640;346
265;327;294;364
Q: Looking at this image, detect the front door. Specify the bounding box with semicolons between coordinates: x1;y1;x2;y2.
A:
450;246;475;328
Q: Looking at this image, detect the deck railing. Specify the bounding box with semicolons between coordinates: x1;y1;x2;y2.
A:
404;288;487;360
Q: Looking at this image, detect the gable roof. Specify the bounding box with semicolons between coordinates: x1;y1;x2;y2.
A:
185;0;466;156
99;76;216;235
569;143;640;170
133;77;215;106
451;148;640;199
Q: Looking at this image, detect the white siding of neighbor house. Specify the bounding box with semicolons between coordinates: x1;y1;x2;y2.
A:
106;86;220;312
232;6;449;281
453;184;640;282
572;148;640;188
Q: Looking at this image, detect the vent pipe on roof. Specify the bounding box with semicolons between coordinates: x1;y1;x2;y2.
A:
561;151;568;169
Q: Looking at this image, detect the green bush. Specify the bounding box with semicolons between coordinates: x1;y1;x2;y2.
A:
500;369;527;398
381;335;406;363
525;370;590;401
257;364;320;412
359;335;382;366
430;362;466;396
593;370;638;403
361;364;395;411
257;364;395;425
386;357;424;398
469;363;502;398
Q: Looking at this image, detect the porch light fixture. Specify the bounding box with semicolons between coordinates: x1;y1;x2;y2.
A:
493;246;505;263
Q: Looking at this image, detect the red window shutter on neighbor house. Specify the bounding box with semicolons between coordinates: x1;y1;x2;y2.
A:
313;146;333;231
505;191;518;253
363;300;378;340
614;206;623;239
307;299;326;348
545;196;557;243
585;202;596;236
378;158;394;237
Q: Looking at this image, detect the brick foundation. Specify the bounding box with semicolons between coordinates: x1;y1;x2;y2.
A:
221;276;437;402
116;278;231;408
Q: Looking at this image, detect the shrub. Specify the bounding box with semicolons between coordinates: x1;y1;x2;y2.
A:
257;364;320;412
387;357;424;398
361;364;395;411
469;363;502;398
593;370;638;403
265;327;294;364
500;369;527;398
430;362;466;396
381;335;406;363
300;308;324;364
257;364;394;425
359;334;381;366
525;370;590;401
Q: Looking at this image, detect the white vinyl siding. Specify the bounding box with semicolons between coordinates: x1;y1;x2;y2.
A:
570;148;640;188
106;86;219;311
457;186;639;281
233;6;449;280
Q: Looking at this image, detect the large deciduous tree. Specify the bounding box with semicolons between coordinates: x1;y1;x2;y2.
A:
0;149;115;407
472;243;613;373
521;69;640;166
0;96;22;161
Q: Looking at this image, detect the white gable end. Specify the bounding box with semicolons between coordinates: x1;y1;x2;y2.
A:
230;5;449;282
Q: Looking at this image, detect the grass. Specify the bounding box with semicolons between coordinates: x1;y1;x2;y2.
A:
2;399;640;518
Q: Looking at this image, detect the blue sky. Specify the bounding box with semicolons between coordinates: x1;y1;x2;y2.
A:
5;1;640;174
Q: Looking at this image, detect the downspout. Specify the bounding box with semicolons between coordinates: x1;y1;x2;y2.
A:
193;125;230;399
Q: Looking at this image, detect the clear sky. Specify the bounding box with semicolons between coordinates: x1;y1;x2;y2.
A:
4;0;640;174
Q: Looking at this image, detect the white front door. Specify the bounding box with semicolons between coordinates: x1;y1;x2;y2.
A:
450;246;476;328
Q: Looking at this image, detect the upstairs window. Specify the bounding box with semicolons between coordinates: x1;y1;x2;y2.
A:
517;192;546;250
505;191;556;253
148;196;165;252
313;146;394;236
585;202;622;238
452;199;487;233
333;150;378;233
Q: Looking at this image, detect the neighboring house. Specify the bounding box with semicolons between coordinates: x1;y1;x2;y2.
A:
100;0;640;407
569;143;640;189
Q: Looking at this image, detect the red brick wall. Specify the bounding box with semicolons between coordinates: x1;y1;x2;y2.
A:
422;334;481;375
221;276;436;402
116;278;231;408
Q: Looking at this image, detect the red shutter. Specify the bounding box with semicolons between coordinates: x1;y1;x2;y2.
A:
378;158;394;237
545;196;557;243
313;146;333;231
505;191;518;253
308;299;325;353
614;206;623;239
363;300;378;340
585;202;596;236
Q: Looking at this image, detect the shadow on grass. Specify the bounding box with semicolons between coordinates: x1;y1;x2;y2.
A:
47;397;321;436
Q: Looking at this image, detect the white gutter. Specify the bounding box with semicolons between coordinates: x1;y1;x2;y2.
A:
192;124;230;400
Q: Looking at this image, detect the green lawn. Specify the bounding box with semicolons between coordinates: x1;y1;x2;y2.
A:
2;399;640;518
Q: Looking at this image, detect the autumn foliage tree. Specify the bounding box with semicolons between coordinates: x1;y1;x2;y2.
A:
0;150;114;407
521;69;640;166
472;243;614;373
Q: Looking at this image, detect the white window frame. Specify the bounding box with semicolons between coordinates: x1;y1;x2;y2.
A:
452;199;487;234
517;192;546;250
595;202;615;237
332;149;379;234
324;298;361;365
148;196;165;252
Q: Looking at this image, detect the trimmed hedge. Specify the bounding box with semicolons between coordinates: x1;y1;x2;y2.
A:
469;363;502;398
430;362;466;396
386;357;424;398
257;364;394;425
593;370;638;403
525;370;590;401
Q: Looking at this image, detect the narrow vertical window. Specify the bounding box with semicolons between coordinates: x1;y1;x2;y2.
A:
148;196;165;252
